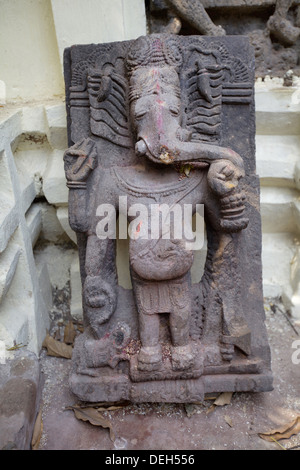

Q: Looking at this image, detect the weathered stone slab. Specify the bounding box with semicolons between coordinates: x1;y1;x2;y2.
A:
63;34;272;403
0;351;41;450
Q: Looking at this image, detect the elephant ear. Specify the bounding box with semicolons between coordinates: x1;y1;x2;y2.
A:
87;68;133;148
182;40;252;145
183;40;224;145
67;43;133;148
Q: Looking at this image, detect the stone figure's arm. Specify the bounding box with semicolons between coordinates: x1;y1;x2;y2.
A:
170;141;248;231
63;138;97;232
172;142;245;197
172;141;244;171
136;132;244;173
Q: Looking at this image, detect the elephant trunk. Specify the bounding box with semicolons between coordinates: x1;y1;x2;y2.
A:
135;128;244;174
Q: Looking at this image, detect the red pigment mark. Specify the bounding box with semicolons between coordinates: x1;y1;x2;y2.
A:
135;221;142;237
156;98;164;133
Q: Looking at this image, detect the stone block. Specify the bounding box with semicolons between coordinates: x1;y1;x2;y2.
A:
18;171;37;214
44;104;68;150
255;84;300;135
0;243;21;304
293;200;300;233
21;105;47;135
0;202;18;255
56;206;77;244
0;111;22;152
256;135;300;188
0;350;41;450
37;203;67;244
26;204;42;247
43;149;68;205
0;81;6;106
260;187;299;233
70;255;82;321
262;232;296;298
51;0;147;67
36;261;53;313
294;161;300;191
0;150;18;253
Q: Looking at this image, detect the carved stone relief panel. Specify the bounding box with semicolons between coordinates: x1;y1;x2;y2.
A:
63;34;272;403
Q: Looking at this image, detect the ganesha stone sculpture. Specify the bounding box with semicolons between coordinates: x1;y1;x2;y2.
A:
63;34;272;403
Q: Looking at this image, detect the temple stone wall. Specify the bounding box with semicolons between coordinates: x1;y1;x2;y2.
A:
0;0;299;355
256;77;300;316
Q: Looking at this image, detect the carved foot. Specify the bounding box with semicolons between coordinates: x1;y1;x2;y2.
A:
267;14;300;45
137;345;162;371
171;344;194;371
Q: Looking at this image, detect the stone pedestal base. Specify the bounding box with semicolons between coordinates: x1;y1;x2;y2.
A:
69;369;273;404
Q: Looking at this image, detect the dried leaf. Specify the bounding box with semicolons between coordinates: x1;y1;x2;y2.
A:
214;392;233;406
31;409;43;450
42;334;72;359
53;329;62;341
68;401;130;410
269;437;287;450
95;405;126;412
63;321;76;345
259;415;300;442
206;404;216;415
67;406;115;441
224;415;233;427
6;343;25;351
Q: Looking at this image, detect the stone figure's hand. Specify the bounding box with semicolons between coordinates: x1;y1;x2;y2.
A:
208;159;249;232
64;138;97;184
207;160;244;196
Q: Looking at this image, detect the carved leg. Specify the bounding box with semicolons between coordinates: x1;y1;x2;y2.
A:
165;10;182;34
166;0;226;36
170;305;194;371
138;312;162;371
83;234;117;337
267;0;300;45
275;0;293;16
